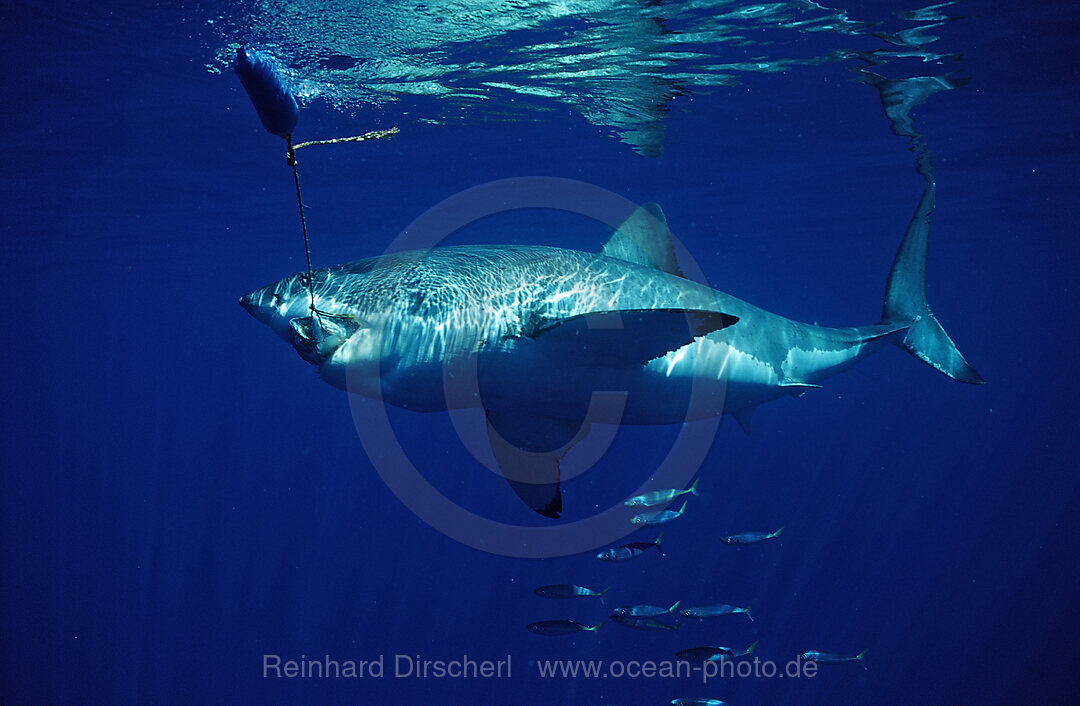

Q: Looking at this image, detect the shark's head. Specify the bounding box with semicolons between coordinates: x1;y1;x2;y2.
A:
239;269;364;369
239;270;313;341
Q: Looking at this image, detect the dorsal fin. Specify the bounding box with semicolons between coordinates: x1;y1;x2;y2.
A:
601;203;686;277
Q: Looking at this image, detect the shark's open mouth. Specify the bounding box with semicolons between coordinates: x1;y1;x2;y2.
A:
287;313;362;365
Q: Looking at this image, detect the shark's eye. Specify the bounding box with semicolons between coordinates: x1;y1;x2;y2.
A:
298;273;310;288
269;294;281;307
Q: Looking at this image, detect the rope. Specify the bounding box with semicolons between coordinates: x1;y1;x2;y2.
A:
284;127;399;325
285;133;317;318
292;127;399;150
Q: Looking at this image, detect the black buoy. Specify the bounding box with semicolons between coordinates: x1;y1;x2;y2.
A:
234;45;299;137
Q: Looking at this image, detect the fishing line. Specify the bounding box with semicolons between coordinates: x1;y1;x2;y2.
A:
284;132;317;317
234;44;398;323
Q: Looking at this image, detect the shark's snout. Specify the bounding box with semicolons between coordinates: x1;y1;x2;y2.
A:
239;287;280;328
238;291;258;317
239;282;311;345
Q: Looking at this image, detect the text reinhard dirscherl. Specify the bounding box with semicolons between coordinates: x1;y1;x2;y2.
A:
262;654;512;679
263;654;821;683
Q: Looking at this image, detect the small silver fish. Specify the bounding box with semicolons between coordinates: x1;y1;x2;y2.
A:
612;601;680;617
597;532;665;561
534;584;609;600
799;649;867;668
624;477;700;508
718;526;784;545
526;619;604;636
610;614;679;631
676;640;758;662
631;500;688;527
671;699;727;706
678;603;754;622
676;647;731;663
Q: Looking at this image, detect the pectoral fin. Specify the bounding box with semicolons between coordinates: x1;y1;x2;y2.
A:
486;411;592;519
528;308;738;366
731;406;755;435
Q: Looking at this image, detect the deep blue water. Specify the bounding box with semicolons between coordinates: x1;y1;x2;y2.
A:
3;1;1079;704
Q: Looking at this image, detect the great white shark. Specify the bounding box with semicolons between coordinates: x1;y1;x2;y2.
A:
241;183;982;518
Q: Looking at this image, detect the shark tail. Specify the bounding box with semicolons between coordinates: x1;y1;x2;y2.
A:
881;183;984;384
744;604;755;622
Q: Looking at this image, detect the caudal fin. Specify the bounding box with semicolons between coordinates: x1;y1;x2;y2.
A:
881;184;984;384
687;477;700;497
